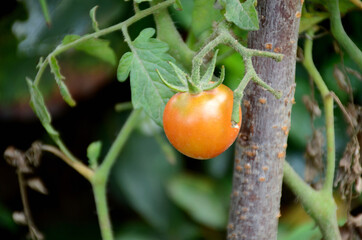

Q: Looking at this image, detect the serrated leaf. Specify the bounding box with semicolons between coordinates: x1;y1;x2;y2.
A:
167;174;228;229
49;55;76;107
117;52;133;82
87;141;102;169
62;35;116;66
222;0;259;31
90;6;100;32
128;28;181;126
26;78;51;124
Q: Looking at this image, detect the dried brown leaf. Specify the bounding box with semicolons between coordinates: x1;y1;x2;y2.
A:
345;67;362;81
25;141;43;167
27;178;48;195
305;129;324;184
335;139;361;198
12;211;27;225
302;95;321;117
4;146;32;173
333;64;351;93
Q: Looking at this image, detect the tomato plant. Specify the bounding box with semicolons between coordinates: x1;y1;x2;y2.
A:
163;84;241;159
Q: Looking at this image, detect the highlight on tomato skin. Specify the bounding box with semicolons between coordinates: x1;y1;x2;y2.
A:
162;84;242;160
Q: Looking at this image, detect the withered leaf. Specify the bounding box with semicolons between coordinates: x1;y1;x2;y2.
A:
27;178;48;195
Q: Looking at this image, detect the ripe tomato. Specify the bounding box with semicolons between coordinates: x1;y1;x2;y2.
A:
163;84;241;159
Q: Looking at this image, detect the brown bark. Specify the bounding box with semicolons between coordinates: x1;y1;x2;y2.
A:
227;1;302;239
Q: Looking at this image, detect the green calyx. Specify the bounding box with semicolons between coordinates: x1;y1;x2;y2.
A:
156;50;224;94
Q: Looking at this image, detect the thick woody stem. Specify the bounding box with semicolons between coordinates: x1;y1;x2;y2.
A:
227;1;302;239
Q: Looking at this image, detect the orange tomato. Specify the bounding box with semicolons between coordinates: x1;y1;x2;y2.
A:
163;84;241;159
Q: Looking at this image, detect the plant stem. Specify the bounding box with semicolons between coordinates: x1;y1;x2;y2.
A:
327;0;362;70
96;109;141;178
191;35;225;84
17;171;42;240
303;28;336;195
114;102;133;112
283;162;341;240
34;0;176;86
152;0;195;70
38;0;51;26
190;23;283;123
41;144;94;181
92;181;113;240
90;109;141;240
282;27;341;239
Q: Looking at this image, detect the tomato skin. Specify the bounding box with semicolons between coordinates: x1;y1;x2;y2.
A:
163;84;241;159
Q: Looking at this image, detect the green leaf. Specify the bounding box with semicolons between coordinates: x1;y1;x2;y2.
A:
222;0;259;31
62;35;116;66
26;78;60;139
117;52;133;82
128;28;181;126
26;77;51;124
89;6;100;32
49;55;76;107
167;173;228;229
87;141;102;169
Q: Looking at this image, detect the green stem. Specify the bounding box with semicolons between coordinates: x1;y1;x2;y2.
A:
91;109;141;240
34;0;176;86
191;35;225;84
327;0;362;70
41;144;94;181
114;102;133;112
190;23;283;122
282;27;341;239
283;162;341;240
96;109;142;180
152;0;195;70
232;73;251;123
303;28;336;195
38;0;51;26
92;181;113;240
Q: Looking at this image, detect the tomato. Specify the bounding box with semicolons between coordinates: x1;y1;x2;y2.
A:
163;84;241;159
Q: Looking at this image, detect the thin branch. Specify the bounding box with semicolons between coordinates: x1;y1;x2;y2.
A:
41;144;94;181
34;0;176;86
17;171;43;240
91;109;142;240
327;0;362;70
303;28;336;195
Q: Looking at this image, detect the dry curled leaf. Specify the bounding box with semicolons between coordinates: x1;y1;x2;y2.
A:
12;211;27;225
25;141;42;167
340;213;362;240
333;64;351;93
304;129;324;185
4;146;33;173
334;139;361;198
27;178;48;195
302;95;321;117
345;67;362;81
